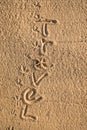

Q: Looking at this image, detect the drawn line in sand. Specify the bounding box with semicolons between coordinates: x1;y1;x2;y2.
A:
40;38;53;55
34;14;58;24
6;126;14;130
32;72;48;87
33;57;48;70
22;88;42;105
41;23;49;37
21;88;42;120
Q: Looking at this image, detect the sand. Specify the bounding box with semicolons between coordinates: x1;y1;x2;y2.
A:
0;0;87;130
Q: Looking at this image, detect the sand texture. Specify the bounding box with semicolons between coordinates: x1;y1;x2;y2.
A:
0;0;87;130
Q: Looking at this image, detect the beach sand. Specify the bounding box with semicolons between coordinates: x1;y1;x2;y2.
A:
0;0;87;130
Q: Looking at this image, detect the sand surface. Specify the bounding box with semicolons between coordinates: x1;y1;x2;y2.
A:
0;0;87;130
